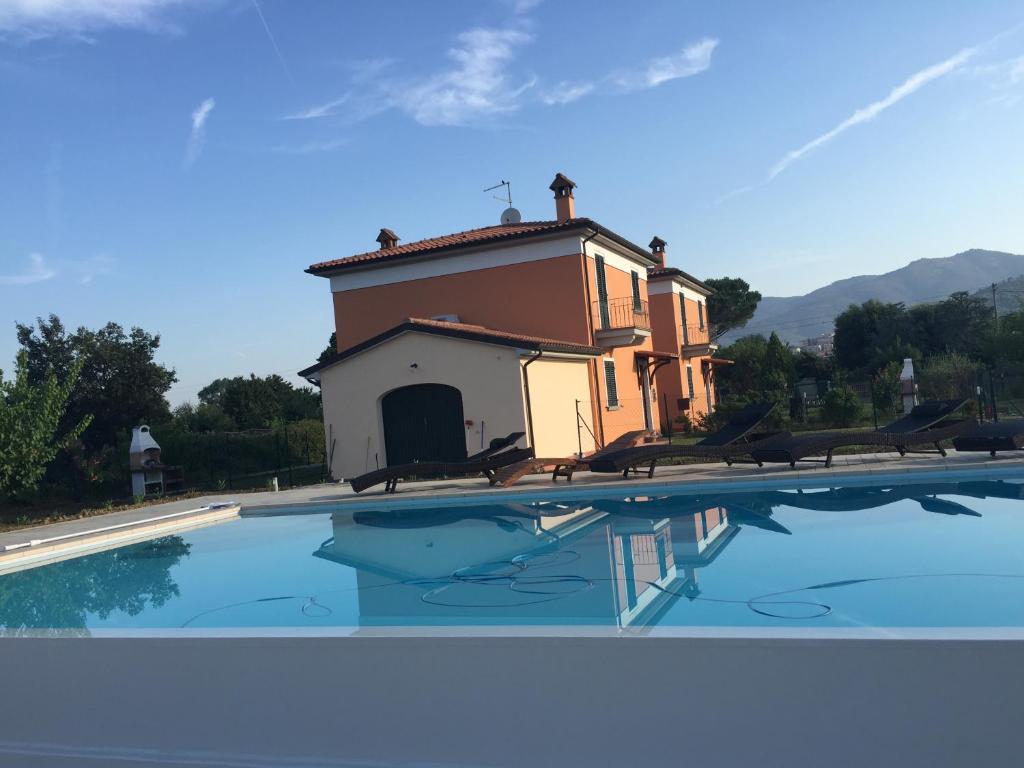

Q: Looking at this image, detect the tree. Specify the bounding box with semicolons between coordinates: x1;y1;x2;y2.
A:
764;332;795;393
916;352;977;402
833;300;908;373
715;333;792;406
317;332;337;363
172;402;237;433
0;351;93;499
15;315;176;450
705;277;761;341
198;374;320;429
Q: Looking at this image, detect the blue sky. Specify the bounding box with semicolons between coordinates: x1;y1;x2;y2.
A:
2;0;1023;405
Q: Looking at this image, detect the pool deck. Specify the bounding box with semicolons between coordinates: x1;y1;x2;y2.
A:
1;449;1022;560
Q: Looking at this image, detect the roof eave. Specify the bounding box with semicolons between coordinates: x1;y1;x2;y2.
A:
306;217;659;277
297;322;602;377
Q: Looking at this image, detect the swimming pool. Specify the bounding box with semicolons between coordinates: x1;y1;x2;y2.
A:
4;471;1024;633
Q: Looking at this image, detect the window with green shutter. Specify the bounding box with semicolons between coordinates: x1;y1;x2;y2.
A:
595;255;609;328
679;293;689;345
631;270;641;312
686;365;695;399
604;359;619;407
697;301;705;330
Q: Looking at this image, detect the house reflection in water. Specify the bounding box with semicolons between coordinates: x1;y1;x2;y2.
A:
313;496;740;629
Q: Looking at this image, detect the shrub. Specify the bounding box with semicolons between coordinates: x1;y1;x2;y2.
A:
822;378;863;428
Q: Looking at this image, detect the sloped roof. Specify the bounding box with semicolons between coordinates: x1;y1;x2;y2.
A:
299;317;602;379
306;218;657;275
647;266;712;293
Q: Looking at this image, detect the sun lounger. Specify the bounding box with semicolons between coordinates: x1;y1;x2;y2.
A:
952;419;1024;457
585;401;778;478
491;429;655;487
746;399;972;468
349;432;528;494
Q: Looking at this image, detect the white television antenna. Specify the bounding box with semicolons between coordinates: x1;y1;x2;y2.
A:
483;179;521;224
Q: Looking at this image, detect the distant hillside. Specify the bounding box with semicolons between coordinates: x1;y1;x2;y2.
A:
972;274;1024;316
726;249;1024;345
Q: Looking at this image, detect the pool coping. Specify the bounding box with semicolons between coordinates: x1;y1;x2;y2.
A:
0;503;241;573
6;625;1024;640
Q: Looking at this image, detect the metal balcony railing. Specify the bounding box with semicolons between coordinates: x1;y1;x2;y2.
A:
681;323;711;347
593;298;651;331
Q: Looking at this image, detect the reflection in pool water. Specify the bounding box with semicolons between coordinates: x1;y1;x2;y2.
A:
3;477;1024;631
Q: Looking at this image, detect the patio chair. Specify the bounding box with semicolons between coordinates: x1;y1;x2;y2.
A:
490;428;656;487
746;399;972;469
349;432;529;494
952;419;1024;457
585;401;779;479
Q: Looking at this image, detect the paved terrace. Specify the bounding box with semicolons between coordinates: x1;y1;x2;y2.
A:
2;449;1023;557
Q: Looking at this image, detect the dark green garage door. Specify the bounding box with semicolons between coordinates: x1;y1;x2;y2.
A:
381;384;467;467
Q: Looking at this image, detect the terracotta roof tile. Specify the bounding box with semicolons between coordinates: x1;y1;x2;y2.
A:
307;217;657;274
308;220;571;273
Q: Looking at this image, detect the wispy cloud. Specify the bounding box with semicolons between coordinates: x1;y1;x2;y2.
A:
541;80;594;105
613;38;719;91
719;44;980;203
282;94;350;121
0;253;55;285
289;28;717;127
770;46;976;180
0;0;203;39
185;97;215;167
393;27;535;126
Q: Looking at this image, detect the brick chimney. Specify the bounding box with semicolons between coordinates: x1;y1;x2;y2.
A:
549;173;576;223
649;236;667;267
376;228;399;250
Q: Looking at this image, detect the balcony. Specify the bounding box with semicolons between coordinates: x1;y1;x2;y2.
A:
592;297;652;348
680;323;718;357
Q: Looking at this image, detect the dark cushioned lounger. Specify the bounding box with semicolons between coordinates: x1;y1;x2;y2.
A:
349;432;528;494
586;401;778;478
747;399;972;469
952;419;1024;456
491;428;656;487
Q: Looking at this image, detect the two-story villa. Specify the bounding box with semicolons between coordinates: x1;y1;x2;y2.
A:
647;244;725;429
300;174;720;480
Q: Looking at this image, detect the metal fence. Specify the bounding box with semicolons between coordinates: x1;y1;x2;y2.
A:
109;420;327;496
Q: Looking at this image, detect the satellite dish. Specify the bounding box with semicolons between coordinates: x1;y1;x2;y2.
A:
501;206;522;225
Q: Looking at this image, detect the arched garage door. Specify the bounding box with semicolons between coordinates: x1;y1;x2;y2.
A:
381;384;467;467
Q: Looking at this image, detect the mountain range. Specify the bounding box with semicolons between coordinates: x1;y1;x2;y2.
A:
727;249;1024;345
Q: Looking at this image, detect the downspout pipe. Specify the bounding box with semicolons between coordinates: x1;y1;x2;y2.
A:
521;349;543;450
580;228;605;447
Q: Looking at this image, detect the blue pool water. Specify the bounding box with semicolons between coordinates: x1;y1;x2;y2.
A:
3;473;1024;632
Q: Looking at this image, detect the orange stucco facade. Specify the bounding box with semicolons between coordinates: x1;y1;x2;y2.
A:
649;284;719;431
327;243;664;449
332;253;591;349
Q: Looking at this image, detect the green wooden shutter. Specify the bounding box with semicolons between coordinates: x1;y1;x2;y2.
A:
686;366;695;399
604;359;619;407
679;293;689;345
697;301;705;330
631;271;641;312
595;255;610;328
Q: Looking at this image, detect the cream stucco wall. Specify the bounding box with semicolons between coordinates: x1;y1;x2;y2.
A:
521;356;597;459
319;332;528;479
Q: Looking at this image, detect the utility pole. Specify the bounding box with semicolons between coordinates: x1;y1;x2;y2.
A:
992;283;999;324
